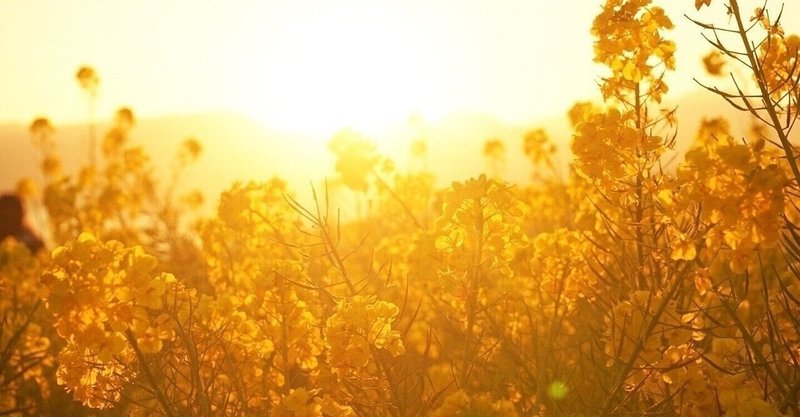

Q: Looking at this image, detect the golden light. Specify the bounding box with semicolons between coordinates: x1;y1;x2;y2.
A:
248;2;448;138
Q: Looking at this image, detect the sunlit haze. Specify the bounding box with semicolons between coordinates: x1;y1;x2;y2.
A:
3;0;793;137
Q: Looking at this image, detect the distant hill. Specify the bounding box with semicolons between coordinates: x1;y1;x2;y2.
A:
0;113;332;207
1;111;555;205
2;89;795;209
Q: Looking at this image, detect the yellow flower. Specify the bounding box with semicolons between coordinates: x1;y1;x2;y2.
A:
703;50;726;75
75;65;99;95
178;137;203;165
315;394;354;417
695;0;712;10
670;233;697;261
16;178;39;199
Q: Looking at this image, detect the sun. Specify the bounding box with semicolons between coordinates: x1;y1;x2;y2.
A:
248;2;448;138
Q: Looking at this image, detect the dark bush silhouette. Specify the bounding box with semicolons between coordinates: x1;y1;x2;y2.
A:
0;194;43;253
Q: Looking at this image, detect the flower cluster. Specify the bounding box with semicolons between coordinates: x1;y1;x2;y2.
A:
324;296;404;382
0;240;52;416
677;118;788;273
592;0;675;102
41;233;179;407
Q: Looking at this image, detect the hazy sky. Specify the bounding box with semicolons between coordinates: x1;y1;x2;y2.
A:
1;0;796;135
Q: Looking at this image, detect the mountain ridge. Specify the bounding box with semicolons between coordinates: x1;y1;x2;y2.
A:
2;89;793;207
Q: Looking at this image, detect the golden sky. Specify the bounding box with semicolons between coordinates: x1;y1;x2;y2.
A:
1;0;797;135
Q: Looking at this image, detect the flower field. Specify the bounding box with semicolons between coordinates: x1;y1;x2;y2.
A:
3;1;800;416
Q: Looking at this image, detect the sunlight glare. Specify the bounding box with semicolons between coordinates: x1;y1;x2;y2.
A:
250;3;447;138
